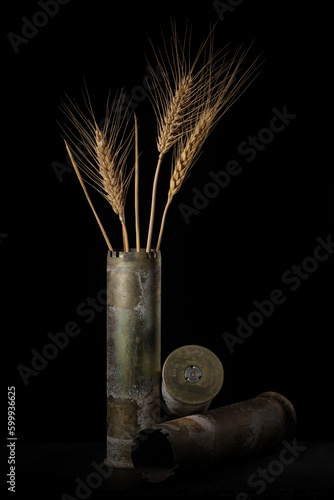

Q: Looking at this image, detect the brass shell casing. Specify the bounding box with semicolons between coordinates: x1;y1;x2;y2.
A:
132;391;297;482
105;249;161;470
162;344;224;417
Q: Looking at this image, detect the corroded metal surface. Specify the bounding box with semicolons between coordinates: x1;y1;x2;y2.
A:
105;249;161;469
132;391;297;482
162;345;224;417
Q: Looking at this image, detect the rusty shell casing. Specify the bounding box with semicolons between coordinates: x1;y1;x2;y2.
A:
162;345;224;418
105;249;161;470
131;391;297;482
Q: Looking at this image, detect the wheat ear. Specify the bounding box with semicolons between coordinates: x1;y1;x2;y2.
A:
64;141;113;251
145;23;220;253
95;125;131;252
145;75;194;253
60;89;134;252
156;46;261;251
156;108;214;251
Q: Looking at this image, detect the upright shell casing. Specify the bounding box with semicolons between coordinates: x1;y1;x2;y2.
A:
105;249;161;469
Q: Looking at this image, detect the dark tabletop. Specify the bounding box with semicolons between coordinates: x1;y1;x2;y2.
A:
15;441;333;499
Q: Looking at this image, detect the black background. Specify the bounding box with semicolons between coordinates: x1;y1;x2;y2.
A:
2;0;333;498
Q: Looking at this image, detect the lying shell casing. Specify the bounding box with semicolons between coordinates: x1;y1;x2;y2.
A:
105;249;161;470
131;391;297;482
161;344;224;417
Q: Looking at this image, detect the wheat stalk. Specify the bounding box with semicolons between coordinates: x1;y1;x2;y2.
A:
156;109;214;251
155;45;261;251
145;74;194;252
145;33;194;252
134;114;140;252
145;23;227;252
65;141;113;251
59;25;260;255
145;22;258;253
60;89;134;251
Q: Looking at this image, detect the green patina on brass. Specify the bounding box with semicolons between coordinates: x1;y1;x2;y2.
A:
105;249;161;469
